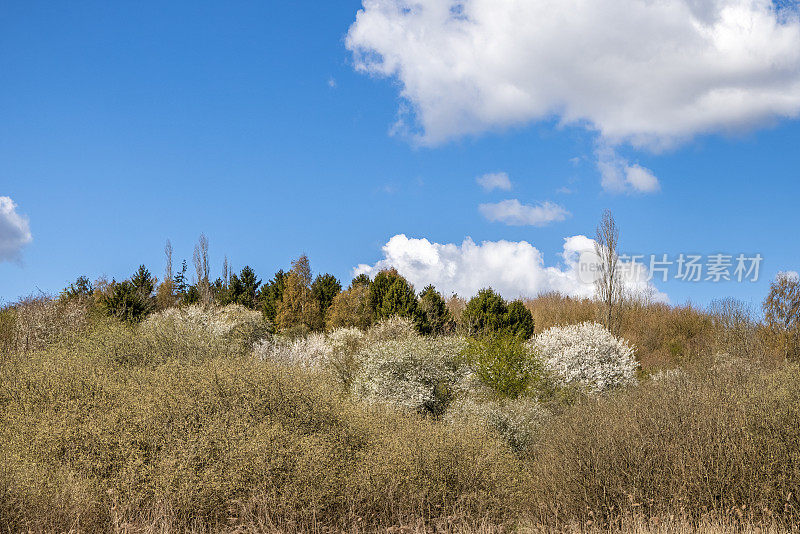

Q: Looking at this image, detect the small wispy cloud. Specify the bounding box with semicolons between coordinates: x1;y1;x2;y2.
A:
327;77;337;88
596;146;661;194
479;199;570;227
476;172;512;192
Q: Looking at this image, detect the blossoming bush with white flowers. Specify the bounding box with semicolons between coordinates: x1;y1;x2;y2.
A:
0;297;88;354
532;322;638;392
447;394;549;452
144;304;269;345
253;331;330;369
326;327;367;389
353;335;471;415
365;315;418;343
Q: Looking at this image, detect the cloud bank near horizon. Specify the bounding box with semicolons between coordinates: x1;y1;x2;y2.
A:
354;234;667;302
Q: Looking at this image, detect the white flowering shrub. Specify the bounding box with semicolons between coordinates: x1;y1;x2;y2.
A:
353;336;470;415
532;322;638;392
447;395;549;452
253;332;331;369
3;297;89;353
144;304;268;343
365;316;418;343
327;327;366;355
326;327;367;389
649;367;687;384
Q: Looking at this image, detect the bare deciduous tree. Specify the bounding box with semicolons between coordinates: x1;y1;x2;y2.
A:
164;239;173;283
763;272;800;360
193;233;210;304
595;209;622;333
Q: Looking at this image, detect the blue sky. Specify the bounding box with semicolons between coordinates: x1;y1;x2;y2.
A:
2;0;799;309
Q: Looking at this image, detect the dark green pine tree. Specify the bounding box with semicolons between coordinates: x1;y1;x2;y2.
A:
311;273;342;318
130;265;156;297
462;288;509;335
100;266;156;323
174;260;189;300
378;277;418;320
228;266;261;309
61;276;94;302
504;300;535;339
462;289;535;339
368;269;402;315
416;285;453;335
260;269;288;321
350;273;371;289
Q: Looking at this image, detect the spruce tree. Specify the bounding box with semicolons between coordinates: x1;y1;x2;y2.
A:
368;269;401;315
417;285;453;335
260;269;288;321
378;277;418;320
228;266;261;309
311;273;342;317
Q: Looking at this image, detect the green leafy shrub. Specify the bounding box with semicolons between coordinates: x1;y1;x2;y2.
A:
462;334;545;398
463;289;534;339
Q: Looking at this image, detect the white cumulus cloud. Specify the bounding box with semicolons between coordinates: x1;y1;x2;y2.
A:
479;199;570;226
354;234;667;301
476;172;512;191
347;0;800;148
347;0;800;191
0;197;32;263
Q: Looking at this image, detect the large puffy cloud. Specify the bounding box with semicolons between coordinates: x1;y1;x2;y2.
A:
0;197;32;262
354;234;666;301
347;0;800;150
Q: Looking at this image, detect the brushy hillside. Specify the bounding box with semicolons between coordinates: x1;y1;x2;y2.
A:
1;293;799;532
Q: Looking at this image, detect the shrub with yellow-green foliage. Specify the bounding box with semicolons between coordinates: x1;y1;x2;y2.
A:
3;293;800;532
527;356;800;526
0;296;89;355
0;322;527;532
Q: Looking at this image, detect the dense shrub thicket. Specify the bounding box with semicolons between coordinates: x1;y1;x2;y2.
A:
2;296;799;532
2;247;799;531
0;326;526;531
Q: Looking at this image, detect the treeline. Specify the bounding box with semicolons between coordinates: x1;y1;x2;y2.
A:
61;236;536;339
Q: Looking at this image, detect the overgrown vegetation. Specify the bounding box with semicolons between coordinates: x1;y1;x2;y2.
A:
2;235;799;532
